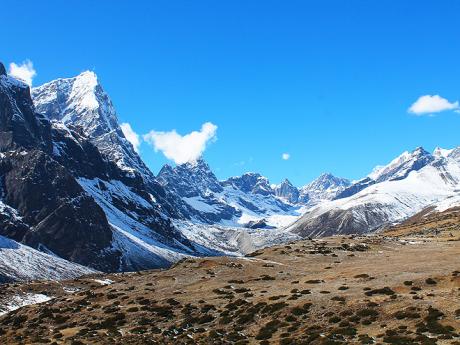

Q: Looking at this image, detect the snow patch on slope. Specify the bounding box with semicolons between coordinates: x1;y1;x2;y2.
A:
0;293;52;316
77;178;191;269
0;235;95;283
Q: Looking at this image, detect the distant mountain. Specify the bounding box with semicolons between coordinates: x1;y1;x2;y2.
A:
156;159;238;224
156;160;301;228
273;179;299;204
224;172;274;196
336;147;434;199
288;146;460;237
299;173;351;205
367;147;434;183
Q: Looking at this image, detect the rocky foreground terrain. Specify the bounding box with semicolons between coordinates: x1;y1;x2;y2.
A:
0;214;459;345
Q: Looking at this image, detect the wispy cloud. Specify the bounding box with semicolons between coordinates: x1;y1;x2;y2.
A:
120;123;141;153
143;122;217;164
282;153;290;160
408;95;459;115
8;60;37;86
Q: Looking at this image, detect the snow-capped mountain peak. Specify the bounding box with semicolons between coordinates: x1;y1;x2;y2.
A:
299;173;351;205
273;178;300;204
32;70;113;132
336;147;435;200
223;172;273;196
433;146;454;159
368;146;433;183
32;71;152;180
288;151;460;238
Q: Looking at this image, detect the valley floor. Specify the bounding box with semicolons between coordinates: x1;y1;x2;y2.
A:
0;229;459;344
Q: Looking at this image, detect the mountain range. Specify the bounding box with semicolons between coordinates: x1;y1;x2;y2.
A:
288;146;460;236
1;62;460;282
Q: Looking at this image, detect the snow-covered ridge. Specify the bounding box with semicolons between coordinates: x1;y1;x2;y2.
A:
288;151;460;237
367;147;433;182
156;159;308;228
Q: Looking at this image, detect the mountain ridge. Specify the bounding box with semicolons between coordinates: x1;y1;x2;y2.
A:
288;147;460;237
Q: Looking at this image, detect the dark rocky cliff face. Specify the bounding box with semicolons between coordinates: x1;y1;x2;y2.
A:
0;63;120;270
0;149;118;269
0;68;51;152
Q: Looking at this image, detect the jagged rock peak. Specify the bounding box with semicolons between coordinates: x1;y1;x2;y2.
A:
32;70;154;181
182;157;213;171
280;178;294;186
223;172;273;196
156;157;223;197
273;178;299;203
299;172;351;205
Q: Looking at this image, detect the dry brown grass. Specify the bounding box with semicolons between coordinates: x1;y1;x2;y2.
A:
0;234;459;344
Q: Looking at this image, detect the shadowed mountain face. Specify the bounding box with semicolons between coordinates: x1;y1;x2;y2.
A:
0;64;118;270
0;63;197;272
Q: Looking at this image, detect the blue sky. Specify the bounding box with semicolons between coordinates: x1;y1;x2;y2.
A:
3;0;460;186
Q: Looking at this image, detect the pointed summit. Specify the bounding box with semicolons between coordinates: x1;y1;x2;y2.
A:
273;178;299;203
157;157;223;197
183;156;211;170
299;173;351;205
31;72;153;181
368;146;433;183
280;178;293;185
337;146;436;200
224;172;273;196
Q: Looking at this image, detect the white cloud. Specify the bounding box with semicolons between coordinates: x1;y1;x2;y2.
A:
143;122;217;164
8;60;37;86
408;95;459;115
282;153;290;160
120;123;141;153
